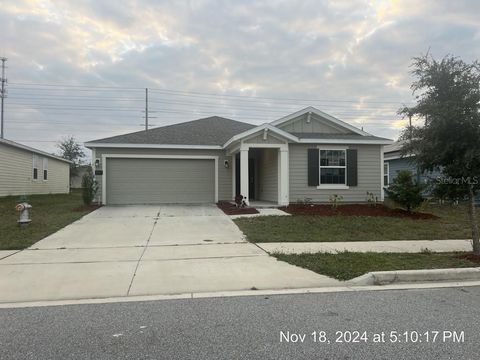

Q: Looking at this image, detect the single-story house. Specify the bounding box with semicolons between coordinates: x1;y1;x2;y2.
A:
0;138;71;197
85;107;392;206
383;140;442;188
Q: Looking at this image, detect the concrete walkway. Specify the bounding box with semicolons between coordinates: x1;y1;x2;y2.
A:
257;239;473;254
0;205;338;303
229;208;291;219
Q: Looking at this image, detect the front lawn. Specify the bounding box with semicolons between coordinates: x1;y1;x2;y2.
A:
274;252;479;281
234;204;478;243
0;191;97;250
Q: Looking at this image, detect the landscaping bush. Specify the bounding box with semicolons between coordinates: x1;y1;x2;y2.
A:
384;170;424;212
81;168;98;206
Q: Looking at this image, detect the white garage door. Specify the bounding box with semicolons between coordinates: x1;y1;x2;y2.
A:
106;158;216;205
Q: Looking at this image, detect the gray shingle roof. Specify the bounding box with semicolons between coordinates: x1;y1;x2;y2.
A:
290;132;391;142
88;116;256;146
384;140;405;153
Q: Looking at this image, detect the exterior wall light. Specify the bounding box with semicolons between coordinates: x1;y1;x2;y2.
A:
224;160;229;168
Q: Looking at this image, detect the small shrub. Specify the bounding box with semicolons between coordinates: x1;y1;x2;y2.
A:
329;194;343;209
365;191;378;207
81;168;98;206
296;197;313;205
384;171;424;212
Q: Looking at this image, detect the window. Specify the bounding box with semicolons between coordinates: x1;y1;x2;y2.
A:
43;158;48;181
319;149;346;185
384;162;389;186
32;154;38;180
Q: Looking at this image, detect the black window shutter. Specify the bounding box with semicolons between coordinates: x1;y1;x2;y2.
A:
346;149;358;186
307;149;319;186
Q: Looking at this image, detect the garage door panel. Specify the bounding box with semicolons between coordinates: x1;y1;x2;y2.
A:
106;158;215;205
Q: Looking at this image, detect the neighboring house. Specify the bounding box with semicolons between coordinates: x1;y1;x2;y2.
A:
0;138;71;197
383;140;442;190
84;107;392;206
70;165;91;189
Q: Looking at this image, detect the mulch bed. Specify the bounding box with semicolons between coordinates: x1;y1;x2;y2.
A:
217;202;259;215
279;204;438;220
72;204;103;212
455;253;480;264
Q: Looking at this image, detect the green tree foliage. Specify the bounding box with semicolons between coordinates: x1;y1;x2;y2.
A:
385;171;424;212
81;168;98;206
57;136;86;177
399;53;480;254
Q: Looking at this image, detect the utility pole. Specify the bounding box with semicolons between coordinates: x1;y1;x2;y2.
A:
0;57;7;139
408;113;413;139
145;87;149;131
141;87;156;131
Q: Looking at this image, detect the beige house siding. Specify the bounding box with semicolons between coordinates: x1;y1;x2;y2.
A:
93;147;233;203
257;148;278;202
289;143;382;203
0;143;70;197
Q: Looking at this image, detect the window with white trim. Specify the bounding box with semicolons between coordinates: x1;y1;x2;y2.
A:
32;154;39;180
384;162;389;186
319;149;346;185
43;158;48;181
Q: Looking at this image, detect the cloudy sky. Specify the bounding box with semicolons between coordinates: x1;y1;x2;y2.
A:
1;0;479;156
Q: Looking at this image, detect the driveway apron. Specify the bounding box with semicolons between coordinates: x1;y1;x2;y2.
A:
0;205;338;303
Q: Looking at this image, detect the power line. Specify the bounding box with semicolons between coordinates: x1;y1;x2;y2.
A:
8;81;412;105
0;57;7;138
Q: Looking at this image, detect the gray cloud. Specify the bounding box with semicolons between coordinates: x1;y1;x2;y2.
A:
1;0;479;154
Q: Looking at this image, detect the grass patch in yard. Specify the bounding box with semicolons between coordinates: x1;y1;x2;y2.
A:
273;252;479;281
0;191;97;250
233;204;478;243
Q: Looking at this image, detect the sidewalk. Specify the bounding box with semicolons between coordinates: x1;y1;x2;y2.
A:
257;239;473;254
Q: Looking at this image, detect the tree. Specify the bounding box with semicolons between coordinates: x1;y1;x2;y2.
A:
81;168;98;206
57;136;86;179
399;54;480;254
384;171;424;212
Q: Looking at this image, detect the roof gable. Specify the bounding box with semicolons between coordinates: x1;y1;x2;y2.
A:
277;112;353;135
271;107;370;136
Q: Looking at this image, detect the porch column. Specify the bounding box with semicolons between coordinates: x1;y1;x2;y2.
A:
278;148;289;206
240;148;249;205
231;154;236;200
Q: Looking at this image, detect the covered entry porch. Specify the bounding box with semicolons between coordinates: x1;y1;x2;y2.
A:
230;143;289;206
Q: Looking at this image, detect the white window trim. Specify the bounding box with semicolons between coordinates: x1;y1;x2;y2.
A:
101;154;219;205
316;147;349;190
383;162;389;187
43;157;49;181
32;154;38;181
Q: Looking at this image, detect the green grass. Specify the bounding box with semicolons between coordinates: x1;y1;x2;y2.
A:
234;204;477;243
0;191;95;250
274;252;478;281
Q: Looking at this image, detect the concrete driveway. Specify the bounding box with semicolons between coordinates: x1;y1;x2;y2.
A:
0;205;338;303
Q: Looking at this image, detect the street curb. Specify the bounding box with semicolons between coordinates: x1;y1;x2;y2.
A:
347;267;480;285
1;279;480;309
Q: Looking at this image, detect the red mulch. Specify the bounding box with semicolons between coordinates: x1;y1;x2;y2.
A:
455;253;480;264
279;204;438;220
217;202;259;215
73;204;102;212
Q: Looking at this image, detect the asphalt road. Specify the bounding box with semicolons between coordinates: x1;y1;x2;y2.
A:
0;286;479;359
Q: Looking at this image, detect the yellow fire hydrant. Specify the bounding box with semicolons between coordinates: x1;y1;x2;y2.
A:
15;202;32;228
